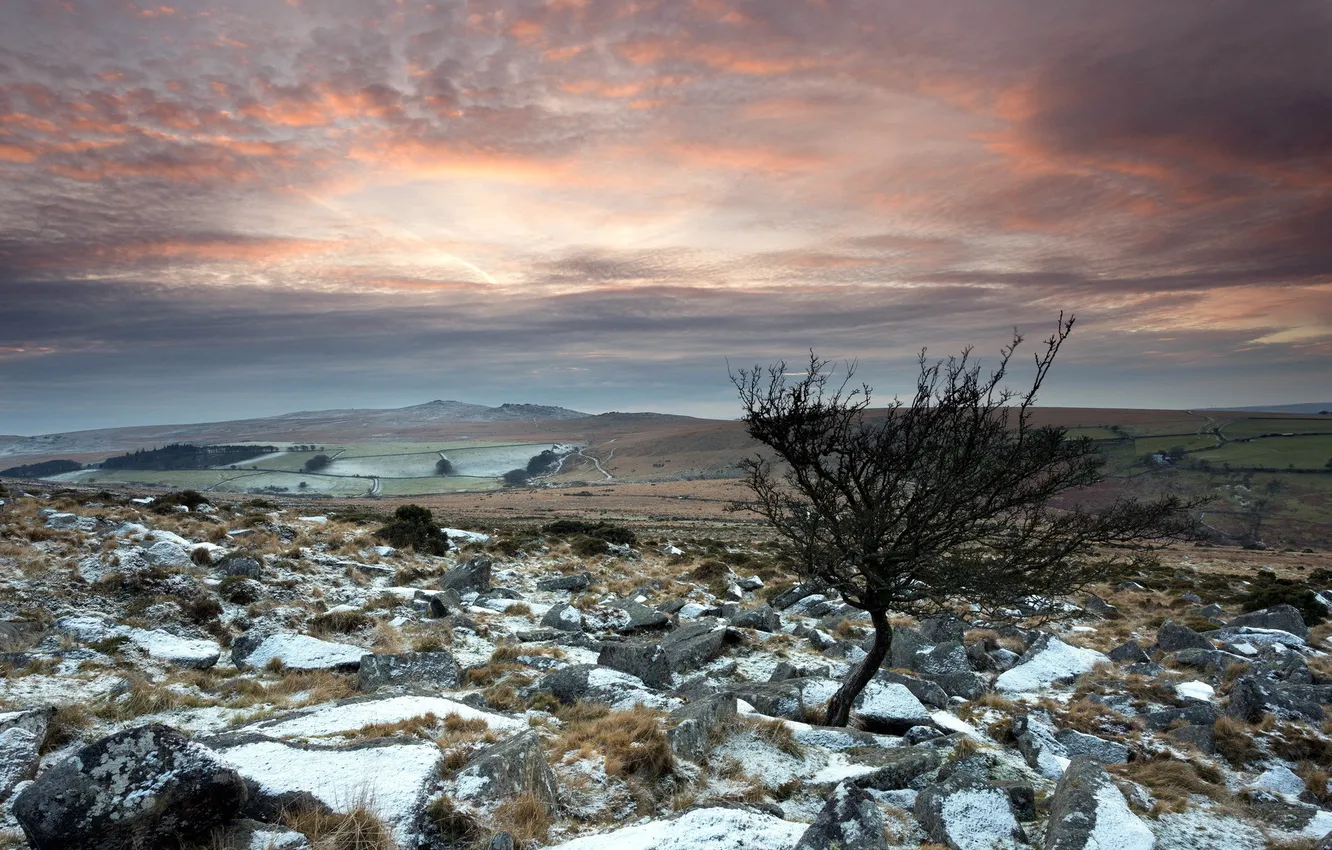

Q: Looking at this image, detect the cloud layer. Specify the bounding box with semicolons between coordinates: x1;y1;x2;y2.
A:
3;0;1330;432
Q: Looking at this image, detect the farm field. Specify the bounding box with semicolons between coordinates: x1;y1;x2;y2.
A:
1217;417;1332;439
1192;434;1332;470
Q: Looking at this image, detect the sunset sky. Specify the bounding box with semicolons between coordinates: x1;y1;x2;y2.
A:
3;0;1331;434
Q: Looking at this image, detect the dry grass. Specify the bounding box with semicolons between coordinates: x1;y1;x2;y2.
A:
421;796;482;847
94;676;209;721
283;802;398;850
552;704;675;781
348;712;440;741
309;610;374;636
410;632;449;652
1212;716;1263;767
737;715;804;758
492;793;552;845
1115;757;1230;812
39;704;92;753
1295;761;1331;805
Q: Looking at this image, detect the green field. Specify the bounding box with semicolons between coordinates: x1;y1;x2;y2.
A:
377;476;497;496
1218;418;1332;440
1192;435;1332;470
1065;426;1123;440
1134;435;1221;456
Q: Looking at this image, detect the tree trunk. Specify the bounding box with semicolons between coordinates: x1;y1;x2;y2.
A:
823;609;892;727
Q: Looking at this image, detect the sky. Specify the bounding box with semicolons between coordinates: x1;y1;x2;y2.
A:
2;0;1331;435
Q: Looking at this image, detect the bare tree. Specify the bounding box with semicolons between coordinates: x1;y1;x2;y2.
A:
731;315;1194;726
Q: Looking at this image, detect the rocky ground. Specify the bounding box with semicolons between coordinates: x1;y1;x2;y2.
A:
0;486;1331;850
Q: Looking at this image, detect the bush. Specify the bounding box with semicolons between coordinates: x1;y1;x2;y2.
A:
151;490;210;514
502;468;531;487
1240;578;1327;626
434;457;454;476
303;454;333;473
570;535;610;557
542;519;637;546
375;504;450;555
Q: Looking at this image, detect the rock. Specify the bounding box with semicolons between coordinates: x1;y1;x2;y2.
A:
357;651;461;691
915;641;971;676
1083;595;1122;620
1164;724;1215;753
1143;703;1218;730
144;539;192;569
538;665;676;710
0;727;40;800
1250;765;1308;798
920;615;968;644
1045;757;1153;850
210;734;438;843
1226;604;1309;641
907;726;946;745
537;572;591;591
931;671;988;701
232;632;363;671
1014;712;1069;780
14;724;247;850
1156;620;1212;652
56;615;221;669
439;555;492;593
890;626;927;670
1054;729;1129;765
839;745;942;791
426;588;465;618
770;582;823;610
452;731;558;811
877;671;951;710
540;603;584;632
660;621;731;671
737;575;765;591
852;680;933;733
729;605;781;632
1240;788;1323;832
996;636;1107;693
216;554;262;578
598;642;673;689
915;774;1027;850
1107;640;1150;664
610;599;672;632
794;782;890;850
1171;648;1247;675
729;679;839;721
667;694;737;763
1227;674;1326;723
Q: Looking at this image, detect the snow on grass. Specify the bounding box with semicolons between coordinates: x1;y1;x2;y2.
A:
807;751;883;786
245;695;527;739
544;806;807;850
584;667;682;711
931;711;982;739
216;739;440;844
995;638;1107;693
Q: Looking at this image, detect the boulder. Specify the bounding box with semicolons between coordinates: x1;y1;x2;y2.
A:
1164;724;1215;753
216;554;262;579
931;670;988;701
609;599;671;632
1083;595;1122;620
541;603;584;632
1045;757;1154;850
1226;675;1325;723
14;724;246;850
357;652;461;691
996;635;1107;693
877;671;950;710
729;605;781;632
889;626;927;670
1156;620;1212;652
852;681;933;733
1054;729;1129;765
1171;648;1247;675
920;615;968;644
0;726;40;800
838;745;942;791
439;555;492;594
660;621;731;671
770;582;824;610
1107;640;1148;665
232;632;363;671
1014;712;1069;780
1143;703;1217;730
794;783;890;850
728;678;839;721
1226;604;1309;641
537;572;591;591
452;731;558;811
144;539;192;569
915;641;972;676
537;665;676;710
667;694;737;763
427;588;466;618
915;774;1028;850
598;642;673;689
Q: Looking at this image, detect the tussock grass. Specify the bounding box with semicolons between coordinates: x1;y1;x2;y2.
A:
283;802;398;850
309;610;374;636
1212;716;1262;767
492;793;552;845
1115;757;1229;812
737;715;804;758
40;704;92;753
552;704;675;781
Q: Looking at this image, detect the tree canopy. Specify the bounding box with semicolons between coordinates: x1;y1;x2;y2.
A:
732;315;1195;725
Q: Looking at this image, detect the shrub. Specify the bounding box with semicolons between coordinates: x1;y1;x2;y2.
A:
189;547;213;567
302;454;334;473
375;505;450;555
542;519;637;546
434;457;454;476
151;490;210;515
570;535;609;557
180;594;223;625
501;468;531;487
1240;579;1327;626
218;575;260;604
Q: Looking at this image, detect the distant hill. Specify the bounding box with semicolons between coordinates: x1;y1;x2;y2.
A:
1205;403;1332;415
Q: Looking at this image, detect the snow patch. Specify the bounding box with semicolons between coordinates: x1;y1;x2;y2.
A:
543;806;806;850
245;695;526;739
995;638;1107;693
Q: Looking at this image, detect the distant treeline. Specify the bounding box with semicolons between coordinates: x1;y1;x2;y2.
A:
0;459;84;478
100;443;278;471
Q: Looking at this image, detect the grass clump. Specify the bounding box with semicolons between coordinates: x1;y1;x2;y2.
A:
552;704;675;781
39;704;92;753
1213;716;1262;767
310;610;374;636
738;715;804;758
283;802;398;850
375;505;450;556
492;793;552;845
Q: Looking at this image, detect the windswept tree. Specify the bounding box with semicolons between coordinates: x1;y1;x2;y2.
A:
732;315;1195;726
435;457;455;476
